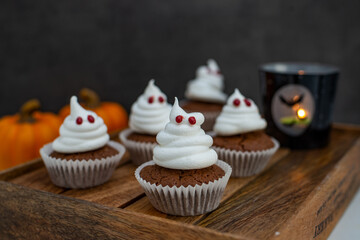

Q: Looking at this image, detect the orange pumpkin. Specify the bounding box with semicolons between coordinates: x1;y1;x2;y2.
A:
59;88;128;134
0;99;62;170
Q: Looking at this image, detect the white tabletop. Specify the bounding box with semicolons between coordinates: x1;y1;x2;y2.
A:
328;188;360;239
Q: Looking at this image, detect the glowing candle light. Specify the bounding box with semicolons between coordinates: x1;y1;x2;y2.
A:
297;108;307;120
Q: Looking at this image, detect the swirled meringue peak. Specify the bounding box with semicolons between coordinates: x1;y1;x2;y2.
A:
52;96;109;153
185;59;227;103
153;97;218;170
129;79;171;135
214;89;267;136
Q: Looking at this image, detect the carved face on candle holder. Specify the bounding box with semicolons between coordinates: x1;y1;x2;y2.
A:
271;84;315;136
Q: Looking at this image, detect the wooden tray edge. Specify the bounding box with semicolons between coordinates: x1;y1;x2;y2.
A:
0;158;43;181
0;180;248;240
276;137;360;240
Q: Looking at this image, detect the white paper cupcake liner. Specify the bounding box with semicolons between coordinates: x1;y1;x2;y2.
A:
40;141;126;189
135;160;232;216
119;128;157;165
212;138;279;177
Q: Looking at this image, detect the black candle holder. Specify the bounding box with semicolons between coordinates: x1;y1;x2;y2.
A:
259;62;339;149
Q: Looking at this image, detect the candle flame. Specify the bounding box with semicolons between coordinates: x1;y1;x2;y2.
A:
297;108;307;120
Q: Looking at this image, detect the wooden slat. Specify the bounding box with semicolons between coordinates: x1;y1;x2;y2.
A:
194;128;360;239
125;148;290;224
333;122;360;132
62;163;144;208
0;158;43;181
277;138;360;240
9;167;64;194
0;181;245;240
0;126;359;239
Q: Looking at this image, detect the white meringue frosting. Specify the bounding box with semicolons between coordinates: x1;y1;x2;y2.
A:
185;59;227;103
129;79;171;135
153;98;218;170
213;89;267;136
52;96;109;153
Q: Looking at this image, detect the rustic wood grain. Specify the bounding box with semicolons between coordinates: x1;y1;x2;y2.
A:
195;128;360;239
333;122;360;132
277;138;360;240
125;148;291;224
0;126;359;240
0;181;245;240
0;158;43;181
9;167;65;194
62;163;144;208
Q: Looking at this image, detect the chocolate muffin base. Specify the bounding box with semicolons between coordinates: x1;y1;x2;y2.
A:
140;164;225;187
50;145;119;161
213;131;274;152
181;100;223;112
127;132;157;144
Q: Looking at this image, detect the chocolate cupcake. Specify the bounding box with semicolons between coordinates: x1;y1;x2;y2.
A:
181;59;227;131
212;89;279;177
119;80;171;165
40;96;125;189
135;98;231;216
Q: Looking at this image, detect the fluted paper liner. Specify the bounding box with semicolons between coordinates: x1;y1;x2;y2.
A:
40;141;126;189
135;160;232;216
213;138;279;177
119;128;157;165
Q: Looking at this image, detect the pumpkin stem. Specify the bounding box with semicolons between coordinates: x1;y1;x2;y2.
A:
79;88;101;108
18;99;41;123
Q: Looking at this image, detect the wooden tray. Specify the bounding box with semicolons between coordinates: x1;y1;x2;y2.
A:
1;124;360;240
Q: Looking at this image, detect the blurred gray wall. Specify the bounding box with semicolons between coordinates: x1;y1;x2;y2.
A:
1;0;359;124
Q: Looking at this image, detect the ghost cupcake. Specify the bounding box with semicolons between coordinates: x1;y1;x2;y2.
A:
119;79;171;165
212;89;279;177
135;98;232;216
181;59;227;131
40;96;126;189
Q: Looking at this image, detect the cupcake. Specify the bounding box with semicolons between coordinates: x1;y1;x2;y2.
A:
181;59;227;131
212;89;279;177
135;98;232;216
40;96;126;189
119;79;171;165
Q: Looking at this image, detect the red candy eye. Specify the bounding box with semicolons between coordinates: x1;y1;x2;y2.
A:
233;98;240;106
76;117;83;125
88;115;95;123
148;96;154;104
158;96;164;103
244;99;251;107
216;70;221;75
175;115;183;123
188;116;196;125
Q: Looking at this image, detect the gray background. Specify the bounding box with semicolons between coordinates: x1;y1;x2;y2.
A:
1;0;359;124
